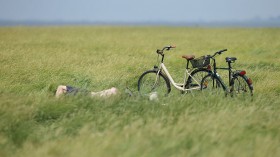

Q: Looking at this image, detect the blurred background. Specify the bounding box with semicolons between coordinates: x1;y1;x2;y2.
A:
0;0;280;26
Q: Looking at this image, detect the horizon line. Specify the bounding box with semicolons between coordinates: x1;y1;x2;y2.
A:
0;19;280;27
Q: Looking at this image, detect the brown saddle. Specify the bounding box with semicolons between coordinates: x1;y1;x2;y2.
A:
182;55;195;60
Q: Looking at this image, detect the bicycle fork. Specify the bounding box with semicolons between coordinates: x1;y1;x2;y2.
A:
150;69;162;91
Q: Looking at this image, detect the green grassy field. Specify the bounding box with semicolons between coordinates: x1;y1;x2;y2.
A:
0;26;280;157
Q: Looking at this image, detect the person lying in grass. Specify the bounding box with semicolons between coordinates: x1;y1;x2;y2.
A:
55;85;118;98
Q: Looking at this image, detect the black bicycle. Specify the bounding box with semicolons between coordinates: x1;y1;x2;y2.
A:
200;49;254;96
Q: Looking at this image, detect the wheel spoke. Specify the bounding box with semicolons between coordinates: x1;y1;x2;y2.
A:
232;75;253;96
201;74;224;94
138;71;170;96
186;69;210;89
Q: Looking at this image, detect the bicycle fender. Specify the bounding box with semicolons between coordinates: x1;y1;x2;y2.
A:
232;73;254;91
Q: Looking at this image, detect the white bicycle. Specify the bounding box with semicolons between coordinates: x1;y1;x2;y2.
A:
138;45;212;96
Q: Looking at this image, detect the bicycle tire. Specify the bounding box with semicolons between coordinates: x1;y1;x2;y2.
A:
200;74;225;94
186;68;211;89
138;70;171;96
231;75;253;96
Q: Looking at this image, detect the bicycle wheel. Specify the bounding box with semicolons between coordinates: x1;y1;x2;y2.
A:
200;74;225;94
138;70;171;96
186;68;211;89
231;75;253;96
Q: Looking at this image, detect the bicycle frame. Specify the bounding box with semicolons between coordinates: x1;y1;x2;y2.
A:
208;55;236;93
155;62;202;91
209;71;229;92
215;68;233;87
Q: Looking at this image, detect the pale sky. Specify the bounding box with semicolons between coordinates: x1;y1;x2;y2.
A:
0;0;279;22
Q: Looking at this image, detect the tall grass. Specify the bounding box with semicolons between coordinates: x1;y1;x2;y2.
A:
0;26;280;157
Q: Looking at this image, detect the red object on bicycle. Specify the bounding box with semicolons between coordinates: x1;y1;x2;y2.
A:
247;78;253;85
239;70;246;76
207;65;212;70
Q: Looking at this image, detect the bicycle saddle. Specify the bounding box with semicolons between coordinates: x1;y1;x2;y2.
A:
225;57;237;62
182;55;195;60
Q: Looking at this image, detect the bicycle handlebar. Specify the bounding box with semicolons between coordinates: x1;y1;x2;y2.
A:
156;45;176;55
207;49;228;58
156;46;226;58
163;45;176;51
216;49;227;55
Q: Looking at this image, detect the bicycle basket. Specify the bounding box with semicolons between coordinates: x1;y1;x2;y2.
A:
190;56;210;68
